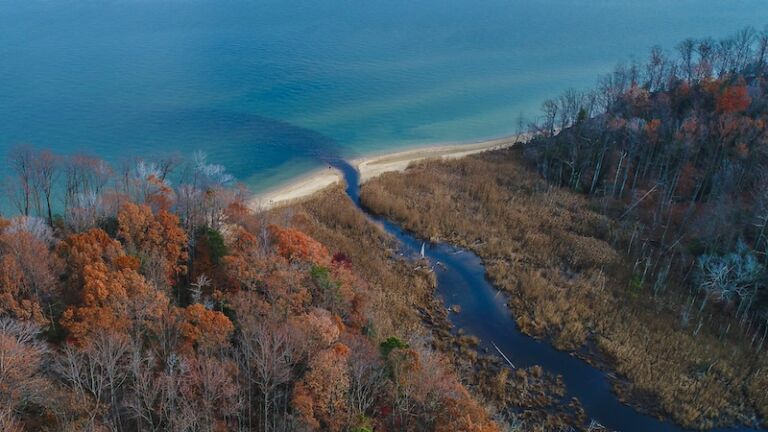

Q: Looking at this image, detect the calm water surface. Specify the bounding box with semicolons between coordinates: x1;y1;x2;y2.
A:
2;0;768;190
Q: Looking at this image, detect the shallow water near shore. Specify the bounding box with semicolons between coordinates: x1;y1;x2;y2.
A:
3;0;768;193
331;159;766;431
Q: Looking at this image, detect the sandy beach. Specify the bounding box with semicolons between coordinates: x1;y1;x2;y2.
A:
250;134;523;210
352;135;521;183
248;167;344;211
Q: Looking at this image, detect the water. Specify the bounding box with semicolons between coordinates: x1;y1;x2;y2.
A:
2;0;768;192
3;2;766;427
331;159;764;431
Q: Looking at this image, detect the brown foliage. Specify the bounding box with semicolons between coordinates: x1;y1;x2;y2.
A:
269;224;330;265
292;343;351;431
361;149;768;428
117;202;188;287
178;304;234;353
287;189;500;431
0;222;59;325
58;228;168;343
60;262;167;343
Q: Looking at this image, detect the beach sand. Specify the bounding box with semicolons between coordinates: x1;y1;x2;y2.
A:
249;134;523;210
352;135;520;183
248;167;344;211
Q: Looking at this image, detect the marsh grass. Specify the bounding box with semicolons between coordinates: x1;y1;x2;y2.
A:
279;187;587;431
360;147;768;429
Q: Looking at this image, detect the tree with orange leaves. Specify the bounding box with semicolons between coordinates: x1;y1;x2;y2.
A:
269;225;330;265
0;255;46;324
57;228;168;343
60;261;167;343
57;228;131;288
716;84;751;113
222;226;263;292
292;343;351;431
117;202;188;288
435;396;501;432
177;303;234;353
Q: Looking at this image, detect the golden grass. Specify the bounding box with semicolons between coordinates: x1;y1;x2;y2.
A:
360;147;768;429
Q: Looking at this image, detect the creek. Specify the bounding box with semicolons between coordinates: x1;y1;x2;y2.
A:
330;159;763;432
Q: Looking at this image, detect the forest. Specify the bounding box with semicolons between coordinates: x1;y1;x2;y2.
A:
360;26;768;429
527;26;768;347
0;150;501;431
4;23;768;432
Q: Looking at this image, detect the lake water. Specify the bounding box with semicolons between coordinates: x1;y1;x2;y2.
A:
2;0;768;191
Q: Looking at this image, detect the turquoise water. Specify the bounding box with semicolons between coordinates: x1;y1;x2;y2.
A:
2;0;768;191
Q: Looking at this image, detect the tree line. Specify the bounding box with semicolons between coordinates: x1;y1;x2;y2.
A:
0;150;501;431
525;25;768;351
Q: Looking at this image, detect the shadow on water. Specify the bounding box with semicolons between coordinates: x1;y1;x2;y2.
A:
326;157;764;432
128;109;347;180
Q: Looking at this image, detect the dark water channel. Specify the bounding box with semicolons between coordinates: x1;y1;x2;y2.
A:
330;159;763;432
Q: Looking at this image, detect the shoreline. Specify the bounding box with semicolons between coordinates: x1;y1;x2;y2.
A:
248;166;344;211
248;134;524;211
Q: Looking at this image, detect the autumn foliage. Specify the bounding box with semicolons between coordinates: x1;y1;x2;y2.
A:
178;303;234;352
117;202;188;287
716;84;751;113
0;154;501;431
269;224;330;265
58;228;168;343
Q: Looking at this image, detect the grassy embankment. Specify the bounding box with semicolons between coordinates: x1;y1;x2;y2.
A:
359;147;768;429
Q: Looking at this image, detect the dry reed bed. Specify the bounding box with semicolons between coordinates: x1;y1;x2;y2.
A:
359;148;768;429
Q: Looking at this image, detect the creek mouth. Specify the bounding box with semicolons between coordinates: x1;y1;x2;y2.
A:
328;157;764;432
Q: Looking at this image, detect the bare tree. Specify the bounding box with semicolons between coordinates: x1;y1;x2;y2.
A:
715;37;737;76
0;318;51;425
6;145;35;216
238;319;298;432
757;26;768;72
677;38;696;82
733;27;756;71
345;336;386;418
696;240;764;320
696;37;716;81
55;332;132;428
63;155;113;216
31;149;59;224
645;45;668;91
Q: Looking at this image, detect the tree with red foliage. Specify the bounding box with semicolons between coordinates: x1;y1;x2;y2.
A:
269;225;330;265
716;84;751;113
